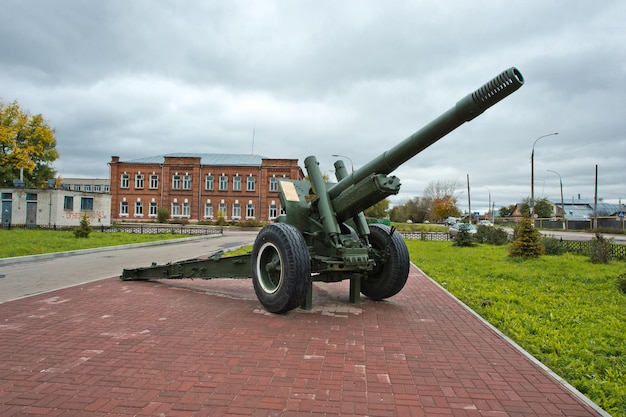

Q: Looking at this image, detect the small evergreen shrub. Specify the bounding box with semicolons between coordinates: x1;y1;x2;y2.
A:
452;226;476;247
157;207;169;223
509;217;544;258
542;236;566;256
73;213;92;238
590;232;612;264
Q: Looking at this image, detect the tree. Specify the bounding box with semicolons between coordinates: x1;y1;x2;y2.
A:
73;213;92;238
423;179;461;222
0;100;59;187
498;204;516;217
509;217;544;258
520;197;553;218
389;197;429;223
432;196;461;220
364;199;389;219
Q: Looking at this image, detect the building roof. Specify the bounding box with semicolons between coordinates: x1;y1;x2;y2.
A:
123;153;268;167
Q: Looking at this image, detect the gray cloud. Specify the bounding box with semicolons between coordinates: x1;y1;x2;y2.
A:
1;0;624;212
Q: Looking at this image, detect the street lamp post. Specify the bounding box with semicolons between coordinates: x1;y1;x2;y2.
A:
531;132;559;216
547;169;565;230
482;185;492;223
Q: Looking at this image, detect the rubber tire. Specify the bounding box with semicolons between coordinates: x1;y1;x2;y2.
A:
361;224;410;300
252;223;311;313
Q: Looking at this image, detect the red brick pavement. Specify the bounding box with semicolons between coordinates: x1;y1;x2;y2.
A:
0;265;604;417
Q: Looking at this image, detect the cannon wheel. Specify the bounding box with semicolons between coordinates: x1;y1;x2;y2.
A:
252;223;311;313
361;224;410;300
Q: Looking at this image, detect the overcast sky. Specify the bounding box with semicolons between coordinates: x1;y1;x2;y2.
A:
1;0;624;213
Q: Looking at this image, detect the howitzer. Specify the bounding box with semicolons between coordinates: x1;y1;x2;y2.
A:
122;67;524;313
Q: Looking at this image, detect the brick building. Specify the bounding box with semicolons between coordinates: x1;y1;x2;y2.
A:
108;153;304;223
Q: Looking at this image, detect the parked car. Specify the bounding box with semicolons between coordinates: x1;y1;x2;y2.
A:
449;223;477;238
477;220;493;226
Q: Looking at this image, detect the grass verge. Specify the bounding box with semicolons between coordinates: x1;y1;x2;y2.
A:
0;228;192;258
407;240;626;417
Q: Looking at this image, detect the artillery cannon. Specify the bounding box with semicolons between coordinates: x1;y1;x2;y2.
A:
122;67;524;313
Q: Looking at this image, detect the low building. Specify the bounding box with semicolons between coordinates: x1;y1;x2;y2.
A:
60;177;110;193
1;187;111;228
108;153;304;223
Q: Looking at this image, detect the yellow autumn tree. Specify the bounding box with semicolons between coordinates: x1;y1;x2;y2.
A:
0;100;59;187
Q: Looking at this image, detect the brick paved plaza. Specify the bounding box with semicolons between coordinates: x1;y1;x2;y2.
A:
0;265;604;416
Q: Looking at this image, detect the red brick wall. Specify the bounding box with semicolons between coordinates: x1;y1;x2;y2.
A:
109;156;303;223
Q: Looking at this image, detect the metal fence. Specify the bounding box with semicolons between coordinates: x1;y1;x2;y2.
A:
399;232;451;241
559;239;626;261
0;223;224;236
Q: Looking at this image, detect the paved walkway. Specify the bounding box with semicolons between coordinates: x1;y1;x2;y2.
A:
0;254;606;416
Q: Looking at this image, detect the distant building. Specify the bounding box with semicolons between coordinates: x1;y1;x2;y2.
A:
1;187;111;228
60;178;110;193
108;153;304;223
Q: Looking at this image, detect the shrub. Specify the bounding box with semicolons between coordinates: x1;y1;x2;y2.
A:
476;225;510;246
73;213;92;238
452;226;476;247
509;217;544;258
542;236;566;256
157;207;169;223
590;232;613;264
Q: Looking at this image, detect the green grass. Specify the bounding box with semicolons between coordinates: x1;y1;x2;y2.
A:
407;240;626;417
0;228;191;258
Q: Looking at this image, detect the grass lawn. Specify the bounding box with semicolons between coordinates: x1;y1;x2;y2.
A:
0;228;192;259
407;240;626;417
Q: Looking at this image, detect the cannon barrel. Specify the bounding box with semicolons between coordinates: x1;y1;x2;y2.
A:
328;67;524;201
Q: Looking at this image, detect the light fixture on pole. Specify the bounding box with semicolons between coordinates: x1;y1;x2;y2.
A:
331;154;354;172
531;132;559;216
547;169;565;230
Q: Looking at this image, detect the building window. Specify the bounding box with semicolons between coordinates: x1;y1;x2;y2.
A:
183;174;191;190
135;174;144;189
269;202;278;219
204;202;213;218
246;202;255;219
135;200;143;217
94;185;101;192
120;201;129;216
64;196;74;211
218;201;227;218
233;175;242;191
81;197;94;211
84;184;91;192
26;193;37;201
182;201;190;216
74;184;81;191
149;202;158;217
205;174;214;191
269;177;279;192
219;175;228;191
104;185;110;192
172;174;181;190
171;201;181;216
149;174;158;189
233;202;241;219
247;175;255;191
121;173;130;189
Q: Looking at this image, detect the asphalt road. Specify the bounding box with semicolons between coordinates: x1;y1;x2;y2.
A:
0;230;259;304
538;229;626;243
